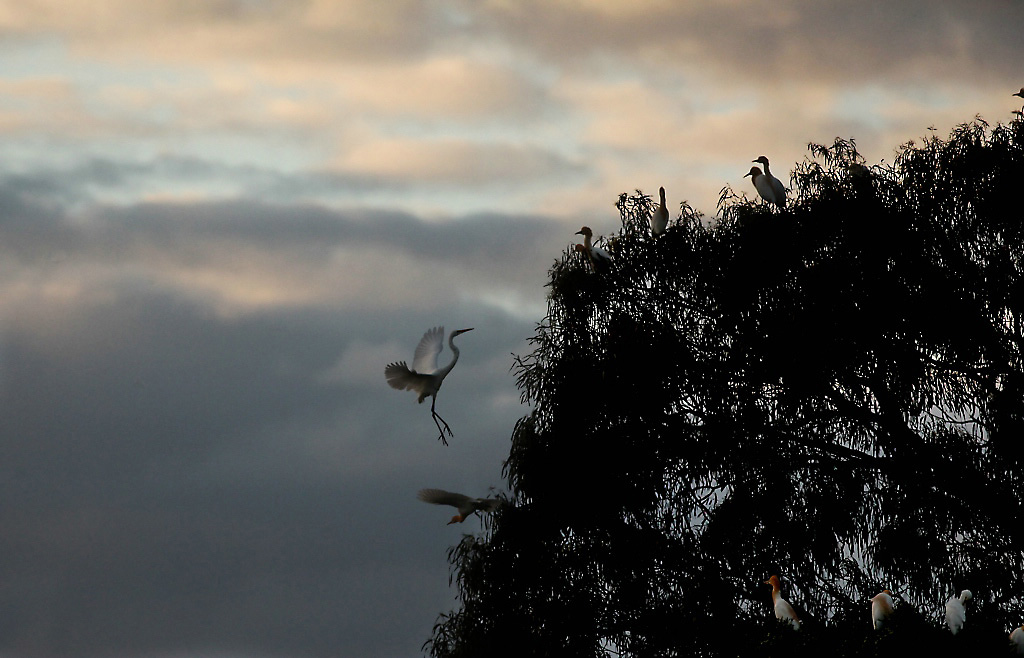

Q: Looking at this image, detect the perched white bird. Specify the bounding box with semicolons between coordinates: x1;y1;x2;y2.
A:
385;326;473;446
417;488;501;524
945;589;972;635
765;575;801;630
575;226;613;272
1010;626;1024;654
870;589;894;630
752;156;787;208
744;167;777;208
650;186;669;236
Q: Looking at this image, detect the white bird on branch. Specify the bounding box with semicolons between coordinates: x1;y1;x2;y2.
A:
765;575;801;630
417;488;501;524
751;155;787;208
575;226;613;272
385;326;473;446
945;589;972;635
870;589;894;630
651;186;669;236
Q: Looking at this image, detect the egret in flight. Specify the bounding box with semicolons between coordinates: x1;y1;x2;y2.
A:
651;186;669;236
385;326;473;445
870;589;894;630
765;575;801;630
945;589;972;635
575;226;613;272
417;488;501;524
751;156;787;208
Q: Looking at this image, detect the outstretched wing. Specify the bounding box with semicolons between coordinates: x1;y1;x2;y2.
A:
413;327;444;374
473;497;502;513
385;361;432;392
417;488;471;508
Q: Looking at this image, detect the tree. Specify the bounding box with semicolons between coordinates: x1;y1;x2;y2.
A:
425;116;1024;657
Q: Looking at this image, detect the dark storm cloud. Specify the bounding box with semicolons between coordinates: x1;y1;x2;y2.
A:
0;184;543;657
470;0;1024;85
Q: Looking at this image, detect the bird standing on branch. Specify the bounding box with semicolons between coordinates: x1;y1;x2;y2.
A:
650;186;668;236
945;589;972;635
385;326;473;446
750;155;787;208
417;488;501;524
870;589;894;630
765;575;801;630
575;226;613;273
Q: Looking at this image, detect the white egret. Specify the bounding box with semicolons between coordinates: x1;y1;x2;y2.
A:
870;589;894;630
752;156;787;208
744;167;777;208
417;488;501;524
575;226;613;272
1010;625;1024;654
945;589;972;635
385;326;473;446
651;186;669;236
765;575;801;630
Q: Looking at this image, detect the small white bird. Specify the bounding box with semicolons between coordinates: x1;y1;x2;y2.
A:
650;186;669;236
1010;626;1024;654
945;589;972;635
574;226;613;272
417;488;501;524
385;326;473;446
744;167;776;208
870;589;894;630
765;575;801;630
752;156;787;208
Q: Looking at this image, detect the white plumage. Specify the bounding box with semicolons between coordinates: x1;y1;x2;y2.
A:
870;589;894;630
385;326;473;445
765;575;801;630
650;186;669;236
945;589;972;635
417;488;501;524
574;226;612;272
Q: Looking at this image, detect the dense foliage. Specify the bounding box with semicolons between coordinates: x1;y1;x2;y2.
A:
425;116;1024;657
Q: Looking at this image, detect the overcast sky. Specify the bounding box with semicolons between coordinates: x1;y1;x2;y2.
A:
0;2;1022;657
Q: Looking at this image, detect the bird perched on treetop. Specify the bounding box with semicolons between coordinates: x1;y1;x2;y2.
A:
1010;625;1024;654
870;589;894;630
417;488;501;524
945;589;972;635
385;326;473;446
750;155;787;208
575;226;613;273
650;186;669;236
765;575;801;630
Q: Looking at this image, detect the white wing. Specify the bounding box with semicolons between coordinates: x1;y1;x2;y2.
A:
384;361;427;391
412;326;444;374
417;488;472;508
770;176;788;207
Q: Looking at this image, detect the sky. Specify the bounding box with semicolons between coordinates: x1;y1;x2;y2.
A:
0;1;1022;656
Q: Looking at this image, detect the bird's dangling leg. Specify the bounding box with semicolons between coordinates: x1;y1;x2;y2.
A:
431;398;453;446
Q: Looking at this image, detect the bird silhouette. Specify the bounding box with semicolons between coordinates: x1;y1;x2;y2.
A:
1013;88;1024;99
385;326;473;445
417;488;501;524
574;226;613;272
751;156;787;207
650;186;669;236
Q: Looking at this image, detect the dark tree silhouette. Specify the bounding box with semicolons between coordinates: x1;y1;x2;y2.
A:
425;115;1024;657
